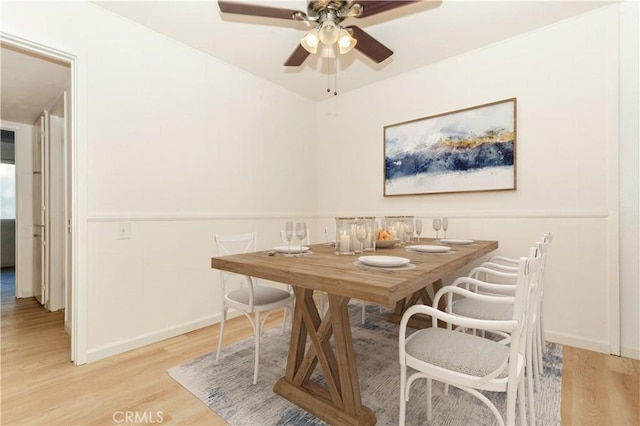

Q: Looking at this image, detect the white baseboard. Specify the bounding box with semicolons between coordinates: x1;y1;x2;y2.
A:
86;312;242;363
548;330;640;360
86;309;248;363
544;330;611;354
621;345;640;360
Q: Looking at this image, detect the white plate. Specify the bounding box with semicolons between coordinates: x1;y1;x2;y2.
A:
273;245;310;254
358;255;411;267
375;239;400;248
407;245;451;253
439;239;474;245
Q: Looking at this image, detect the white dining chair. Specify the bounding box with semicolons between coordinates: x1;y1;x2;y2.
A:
469;232;552;390
214;232;294;385
437;240;549;425
399;247;542;426
485;232;552;384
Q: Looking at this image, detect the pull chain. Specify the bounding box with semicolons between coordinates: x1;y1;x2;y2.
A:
334;60;338;96
326;48;331;93
327;56;331;93
325;51;338;96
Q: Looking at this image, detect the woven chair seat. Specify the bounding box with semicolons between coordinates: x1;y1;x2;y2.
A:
227;286;292;305
405;328;510;379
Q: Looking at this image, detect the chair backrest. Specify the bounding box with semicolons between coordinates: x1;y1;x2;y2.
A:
540;232;552;271
215;232;257;256
214;232;258;292
531;238;550;316
536;233;552;297
511;247;543;359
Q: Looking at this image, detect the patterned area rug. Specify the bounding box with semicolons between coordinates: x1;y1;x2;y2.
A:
168;304;562;425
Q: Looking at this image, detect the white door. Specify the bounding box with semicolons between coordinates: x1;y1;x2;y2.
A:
62;90;73;360
33;111;49;307
48;93;67;312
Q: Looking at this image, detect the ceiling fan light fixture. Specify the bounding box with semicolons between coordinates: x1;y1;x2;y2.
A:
337;28;357;54
318;20;340;45
300;29;320;54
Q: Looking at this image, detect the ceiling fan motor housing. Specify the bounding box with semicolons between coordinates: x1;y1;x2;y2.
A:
307;0;351;22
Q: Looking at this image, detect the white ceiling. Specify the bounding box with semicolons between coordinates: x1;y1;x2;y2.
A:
92;0;615;102
0;0;616;124
1;45;71;125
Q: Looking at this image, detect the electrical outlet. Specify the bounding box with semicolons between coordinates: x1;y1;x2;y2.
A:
117;222;131;240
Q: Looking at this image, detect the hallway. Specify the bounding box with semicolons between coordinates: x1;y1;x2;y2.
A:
1;267;15;299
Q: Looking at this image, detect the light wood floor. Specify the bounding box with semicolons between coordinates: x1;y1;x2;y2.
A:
1;291;639;425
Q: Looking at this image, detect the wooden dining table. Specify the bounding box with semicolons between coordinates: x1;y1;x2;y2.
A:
211;238;498;425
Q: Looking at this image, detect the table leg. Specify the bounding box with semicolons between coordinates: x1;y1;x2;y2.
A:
387;279;445;328
273;287;376;426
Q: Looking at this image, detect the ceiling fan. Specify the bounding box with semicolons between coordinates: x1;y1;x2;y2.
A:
218;0;420;66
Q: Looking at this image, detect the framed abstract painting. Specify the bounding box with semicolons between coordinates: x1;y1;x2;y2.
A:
384;98;517;196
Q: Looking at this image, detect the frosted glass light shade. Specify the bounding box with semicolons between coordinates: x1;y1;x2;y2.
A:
300;29;320;54
319;21;339;45
337;29;357;54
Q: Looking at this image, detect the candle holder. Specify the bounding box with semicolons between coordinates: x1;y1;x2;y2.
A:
335;217;356;255
358;216;377;252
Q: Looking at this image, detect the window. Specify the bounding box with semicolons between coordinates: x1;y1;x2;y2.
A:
1;129;16;220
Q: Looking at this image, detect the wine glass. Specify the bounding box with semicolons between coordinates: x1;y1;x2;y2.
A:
415;219;423;242
442;218;449;239
285;221;294;255
432;218;442;240
295;222;307;255
404;219;414;243
355;221;369;254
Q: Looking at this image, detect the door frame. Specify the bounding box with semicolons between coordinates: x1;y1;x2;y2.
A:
1;32;88;365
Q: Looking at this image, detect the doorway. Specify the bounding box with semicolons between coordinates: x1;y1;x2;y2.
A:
1;33;85;364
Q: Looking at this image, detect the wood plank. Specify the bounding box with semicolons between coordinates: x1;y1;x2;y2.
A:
561;345;640;425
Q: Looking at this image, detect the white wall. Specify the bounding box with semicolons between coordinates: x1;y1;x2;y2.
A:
2;1;317;362
316;6;623;355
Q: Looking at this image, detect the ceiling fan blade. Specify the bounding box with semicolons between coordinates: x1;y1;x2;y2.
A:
284;44;311;67
351;1;420;18
218;1;306;21
347;26;393;63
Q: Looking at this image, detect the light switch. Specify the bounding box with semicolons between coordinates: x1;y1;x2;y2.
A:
117;222;131;240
